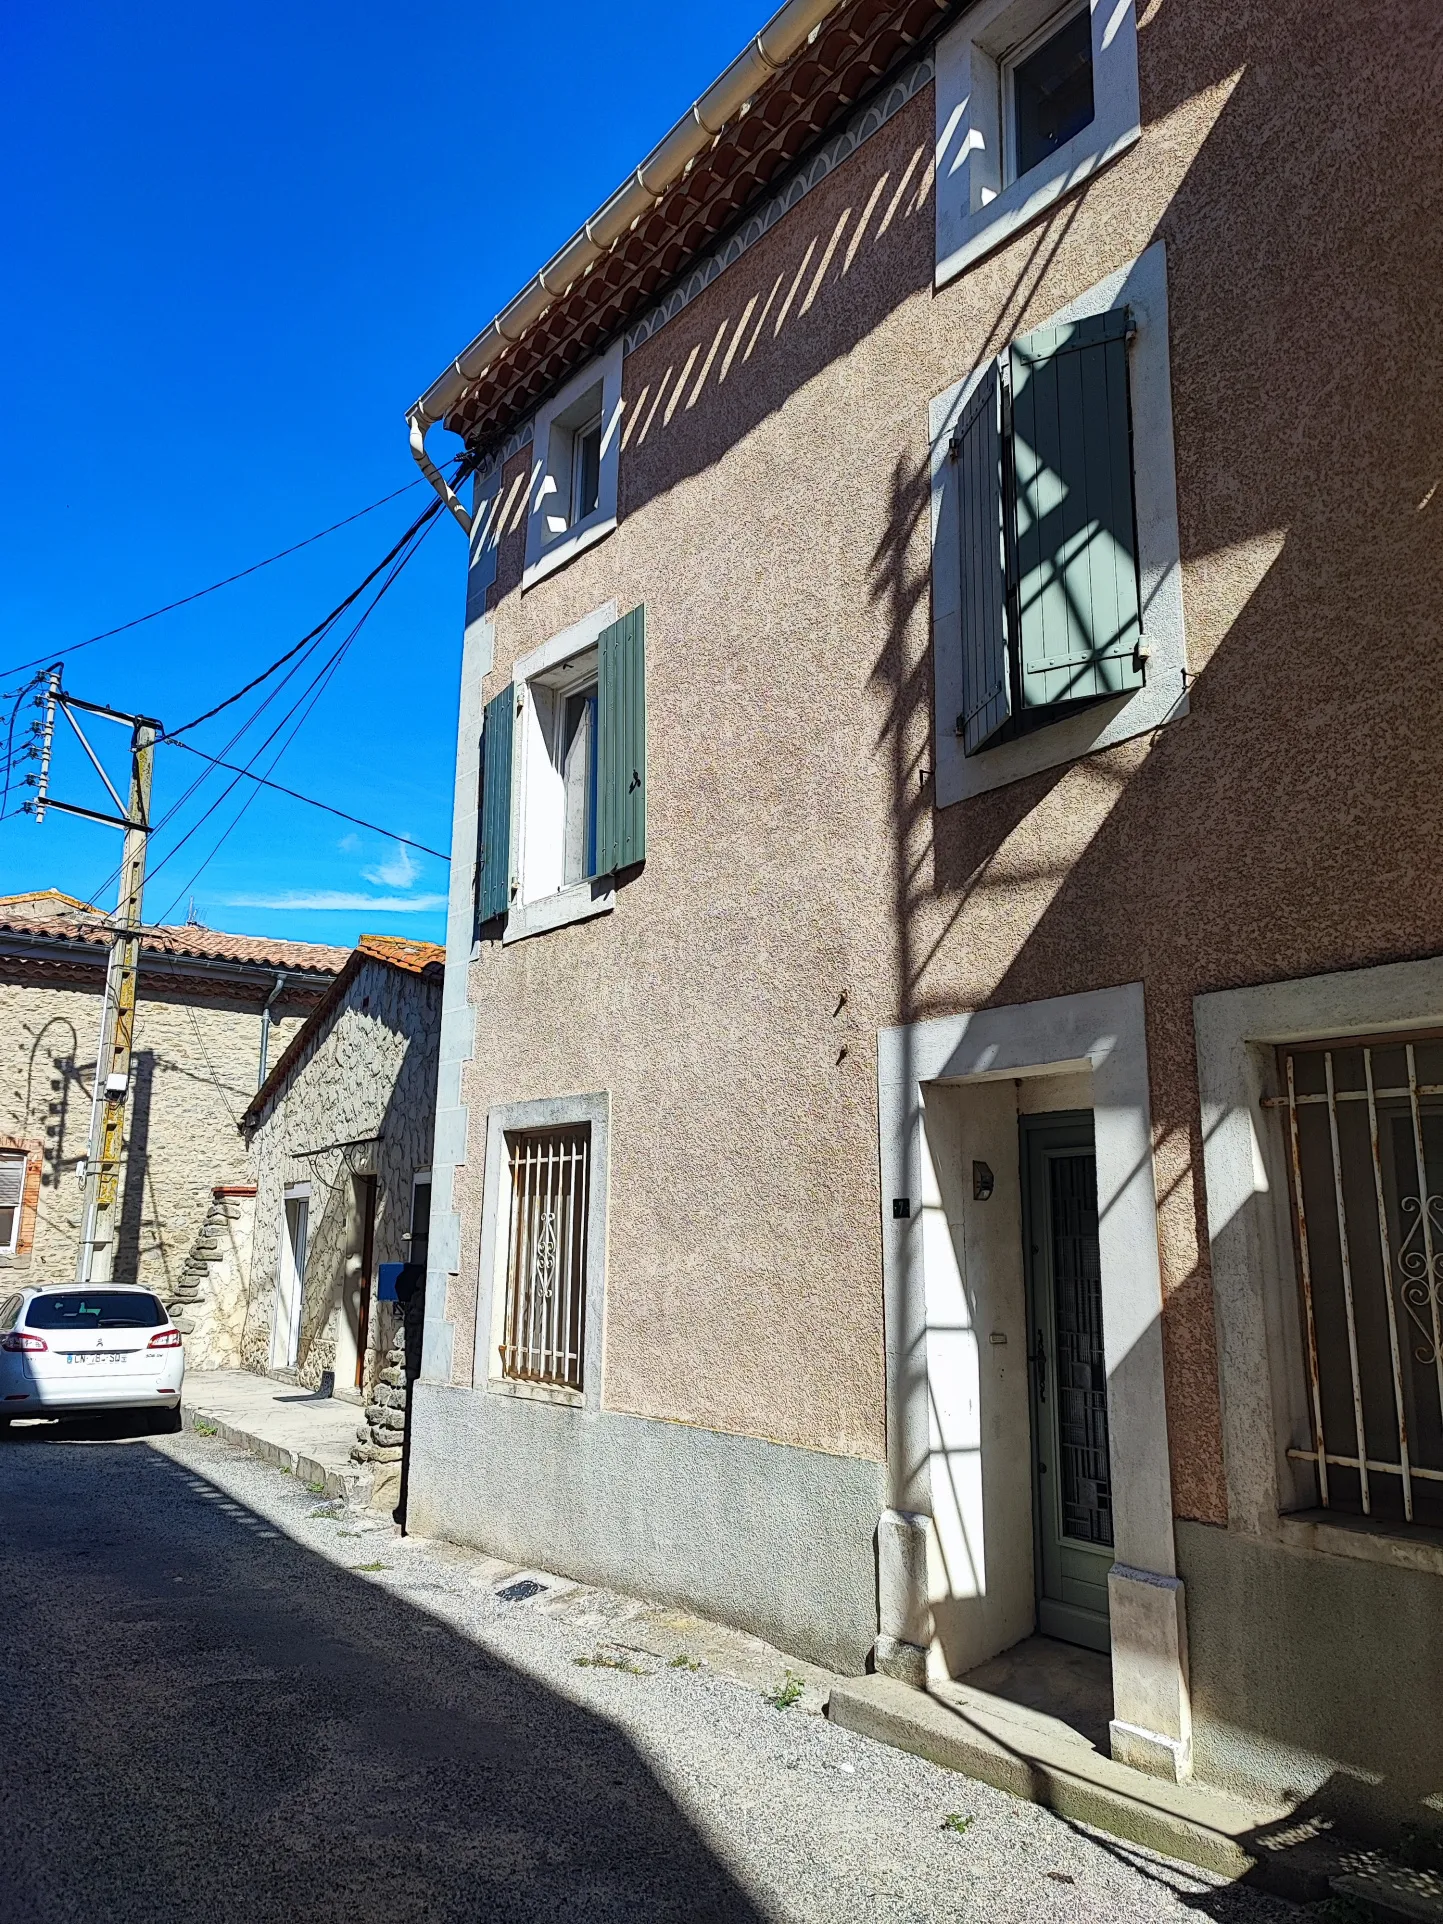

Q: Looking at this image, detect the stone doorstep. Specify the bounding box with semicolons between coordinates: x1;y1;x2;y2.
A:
180;1405;370;1507
826;1673;1276;1883
827;1677;1443;1917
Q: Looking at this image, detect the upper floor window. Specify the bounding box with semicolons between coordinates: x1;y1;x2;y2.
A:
935;0;1140;284
523;338;623;589
954;305;1143;757
476;603;647;943
1005;3;1094;182
1273;1033;1443;1532
929;243;1187;806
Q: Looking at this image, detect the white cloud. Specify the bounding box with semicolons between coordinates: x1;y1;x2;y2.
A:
337;832;361;853
225;891;447;914
362;841;421;889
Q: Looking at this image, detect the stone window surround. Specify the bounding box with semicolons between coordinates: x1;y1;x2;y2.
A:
929;241;1188;806
1195;954;1443;1584
521;337;624;592
472;1090;610;1414
503;600;619;946
0;1137;42;1265
934;0;1142;287
878;982;1193;1781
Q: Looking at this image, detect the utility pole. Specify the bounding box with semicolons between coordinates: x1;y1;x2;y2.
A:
29;677;159;1285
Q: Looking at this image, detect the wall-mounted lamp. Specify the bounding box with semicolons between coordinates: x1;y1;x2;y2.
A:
973;1161;994;1201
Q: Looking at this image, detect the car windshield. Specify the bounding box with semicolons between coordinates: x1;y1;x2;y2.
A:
26;1291;168;1330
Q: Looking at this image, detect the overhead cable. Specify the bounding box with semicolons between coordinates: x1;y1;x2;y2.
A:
161;738;449;860
148;509;442;921
165;497;443;739
0;478;432;682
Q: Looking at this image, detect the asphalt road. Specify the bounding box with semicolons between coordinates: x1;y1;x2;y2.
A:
0;1421;1303;1924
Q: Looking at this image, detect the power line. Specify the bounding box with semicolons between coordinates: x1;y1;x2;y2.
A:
149;509;442;922
165;497;443;739
74;493;444;909
161;738;449;860
0;478;432;682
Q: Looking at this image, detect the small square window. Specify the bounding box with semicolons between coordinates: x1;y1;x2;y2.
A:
543;381;604;544
572;410;603;524
1007;6;1095;182
500;1125;591;1391
523;340;623;588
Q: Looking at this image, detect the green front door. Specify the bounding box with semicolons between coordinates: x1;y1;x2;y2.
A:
1021;1113;1113;1653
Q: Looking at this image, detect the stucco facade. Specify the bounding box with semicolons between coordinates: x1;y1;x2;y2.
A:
242;941;442;1402
408;0;1443;1838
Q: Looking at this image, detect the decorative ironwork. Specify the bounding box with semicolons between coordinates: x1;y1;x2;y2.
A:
499;1126;589;1392
1397;1192;1443;1365
1274;1037;1443;1528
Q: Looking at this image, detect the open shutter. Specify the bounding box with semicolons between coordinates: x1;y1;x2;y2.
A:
954;364;1012;756
1009;307;1143;713
596;605;646;875
477;684;514;924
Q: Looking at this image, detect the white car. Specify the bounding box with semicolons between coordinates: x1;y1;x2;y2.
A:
0;1284;184;1432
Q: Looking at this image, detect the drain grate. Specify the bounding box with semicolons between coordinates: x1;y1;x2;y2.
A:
496;1579;547;1602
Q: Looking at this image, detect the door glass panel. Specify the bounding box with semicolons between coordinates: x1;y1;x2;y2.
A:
1049;1153;1113;1547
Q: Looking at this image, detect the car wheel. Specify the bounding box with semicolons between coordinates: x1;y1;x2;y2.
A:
152;1404;183;1436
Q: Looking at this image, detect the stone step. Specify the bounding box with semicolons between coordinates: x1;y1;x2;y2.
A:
827;1673;1275;1882
1330;1868;1443;1923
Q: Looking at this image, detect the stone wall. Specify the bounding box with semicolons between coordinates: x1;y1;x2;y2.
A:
243;956;440;1397
0;971;309;1294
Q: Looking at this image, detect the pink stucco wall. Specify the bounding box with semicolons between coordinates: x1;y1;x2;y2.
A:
453;0;1443;1529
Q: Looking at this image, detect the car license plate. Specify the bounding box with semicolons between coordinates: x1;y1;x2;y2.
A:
65;1352;127;1366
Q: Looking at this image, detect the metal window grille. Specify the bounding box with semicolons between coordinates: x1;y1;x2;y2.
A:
1270;1035;1443;1528
499;1125;590;1390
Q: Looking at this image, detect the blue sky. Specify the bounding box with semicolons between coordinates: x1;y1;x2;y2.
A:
1;0;763;949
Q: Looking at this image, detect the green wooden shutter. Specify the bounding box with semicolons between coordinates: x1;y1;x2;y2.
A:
596;605;646;875
477;684;514;924
954;364;1012;756
1008;307;1143;714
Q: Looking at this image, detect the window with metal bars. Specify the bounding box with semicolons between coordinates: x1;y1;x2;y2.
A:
499;1125;590;1391
1272;1034;1443;1529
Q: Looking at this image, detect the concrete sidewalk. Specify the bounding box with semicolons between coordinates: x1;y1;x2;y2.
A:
182;1368;369;1503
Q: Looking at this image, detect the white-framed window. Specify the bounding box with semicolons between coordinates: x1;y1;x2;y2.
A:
523;337;623;589
1001;1;1094;185
406;1168;432;1271
1196;956;1443;1572
1268;1033;1443;1533
498;1124;591;1392
929;241;1186;805
934;0;1141;285
477;600;647;944
475;1091;609;1411
0;1152;27;1255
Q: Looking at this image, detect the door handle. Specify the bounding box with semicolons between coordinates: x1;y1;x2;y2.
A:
1028;1327;1048;1403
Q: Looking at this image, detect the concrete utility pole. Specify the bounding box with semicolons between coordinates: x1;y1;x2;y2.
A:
30;678;158;1284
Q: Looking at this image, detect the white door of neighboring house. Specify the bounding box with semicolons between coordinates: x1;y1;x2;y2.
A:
272;1188;309;1370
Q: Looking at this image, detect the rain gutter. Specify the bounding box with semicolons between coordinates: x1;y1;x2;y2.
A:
405;0;847;535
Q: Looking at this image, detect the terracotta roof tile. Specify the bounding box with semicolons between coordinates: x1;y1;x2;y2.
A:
356;934;447;976
0;912;350;975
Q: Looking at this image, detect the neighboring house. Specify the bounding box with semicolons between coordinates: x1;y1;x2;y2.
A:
239;938;442;1444
0;890;344;1363
403;0;1443;1840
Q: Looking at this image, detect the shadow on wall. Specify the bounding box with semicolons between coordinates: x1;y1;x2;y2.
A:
859;0;1443;1834
0;1428;765;1923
